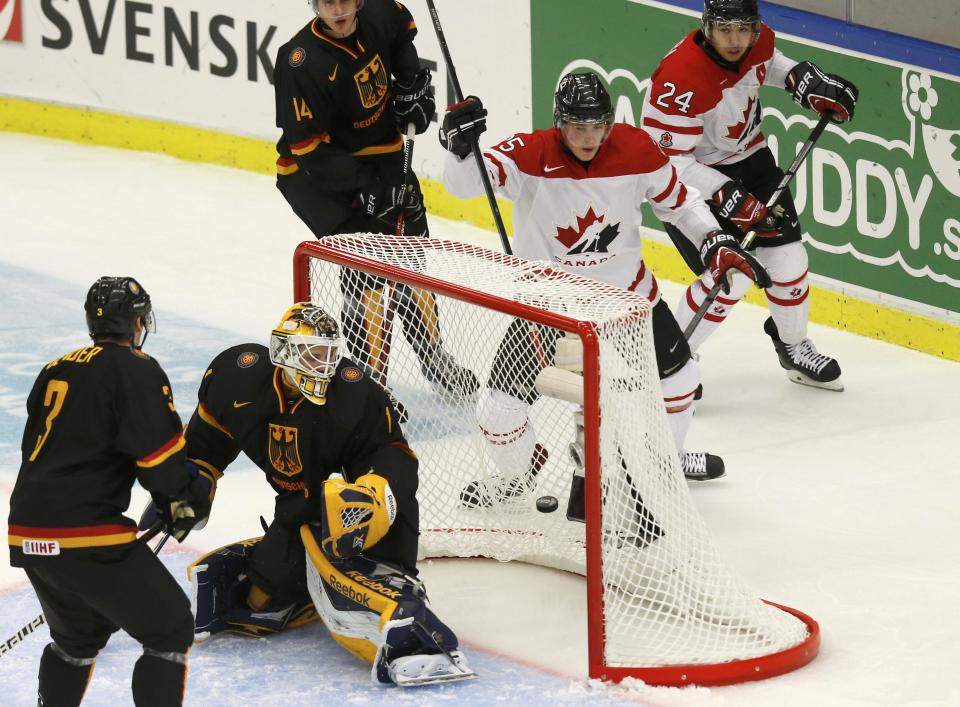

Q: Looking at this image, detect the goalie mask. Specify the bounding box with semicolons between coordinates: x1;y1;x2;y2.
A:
702;0;761;44
84;276;156;347
270;303;343;406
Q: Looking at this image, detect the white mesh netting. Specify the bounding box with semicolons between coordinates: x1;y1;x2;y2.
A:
299;235;812;678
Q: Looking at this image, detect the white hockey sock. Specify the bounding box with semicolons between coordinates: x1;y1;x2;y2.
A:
758;242;810;345
660;358;700;451
476;387;537;479
674;271;750;352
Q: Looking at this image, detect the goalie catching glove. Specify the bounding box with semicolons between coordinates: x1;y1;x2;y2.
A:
700;231;771;294
786;61;858;123
138;460;216;542
439;96;487;159
320;472;397;559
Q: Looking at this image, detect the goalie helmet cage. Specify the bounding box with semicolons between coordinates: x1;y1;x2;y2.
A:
293;235;819;687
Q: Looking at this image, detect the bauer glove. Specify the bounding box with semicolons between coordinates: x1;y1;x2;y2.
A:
712;181;784;237
786;61;858;123
356;174;423;224
138;460;215;542
393;67;435;135
320;472;397;559
699;230;771;294
439;96;487;159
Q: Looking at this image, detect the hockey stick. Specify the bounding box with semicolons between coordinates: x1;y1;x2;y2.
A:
424;0;512;254
369;123;417;390
682;112;833;341
0;521;170;657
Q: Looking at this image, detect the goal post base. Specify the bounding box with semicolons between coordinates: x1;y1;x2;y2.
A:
594;602;820;687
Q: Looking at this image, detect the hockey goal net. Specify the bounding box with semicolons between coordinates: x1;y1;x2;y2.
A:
293;235;818;686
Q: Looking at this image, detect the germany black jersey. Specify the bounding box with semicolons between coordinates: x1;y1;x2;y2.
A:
184;344;418;528
274;0;421;188
8;343;192;565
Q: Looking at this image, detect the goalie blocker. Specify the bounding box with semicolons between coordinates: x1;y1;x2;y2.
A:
187;531;475;687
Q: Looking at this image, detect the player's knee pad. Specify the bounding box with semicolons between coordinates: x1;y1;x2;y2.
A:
132;650;188;707
187;537;317;642
476;387;537;476
301;524;461;684
39;643;96;707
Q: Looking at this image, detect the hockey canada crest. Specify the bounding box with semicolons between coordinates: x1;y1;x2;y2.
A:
659;131;674;149
268;423;303;477
354;53;388;109
554;206;621;267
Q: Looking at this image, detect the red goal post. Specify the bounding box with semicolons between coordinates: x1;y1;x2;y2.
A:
293;235;819;686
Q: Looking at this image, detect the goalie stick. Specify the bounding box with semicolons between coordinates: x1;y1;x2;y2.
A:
0;521;169;658
425;0;512;254
683;112;833;340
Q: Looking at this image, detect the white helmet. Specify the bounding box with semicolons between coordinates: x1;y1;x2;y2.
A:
269;302;343;406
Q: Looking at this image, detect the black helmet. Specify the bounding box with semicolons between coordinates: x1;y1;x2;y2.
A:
553;72;614;129
702;0;761;41
84;276;155;343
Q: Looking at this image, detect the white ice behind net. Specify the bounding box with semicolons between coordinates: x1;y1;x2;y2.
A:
304;235;808;669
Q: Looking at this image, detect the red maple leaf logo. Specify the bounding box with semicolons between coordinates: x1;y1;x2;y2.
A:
556;207;603;248
725;96;756;140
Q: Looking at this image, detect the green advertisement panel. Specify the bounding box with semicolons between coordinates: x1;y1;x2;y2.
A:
531;0;960;317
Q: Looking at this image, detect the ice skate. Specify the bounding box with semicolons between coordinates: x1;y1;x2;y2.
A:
416;344;480;398
680;451;725;481
764;317;843;391
460;444;548;508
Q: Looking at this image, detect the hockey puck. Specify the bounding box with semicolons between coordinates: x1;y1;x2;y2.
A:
536;495;559;513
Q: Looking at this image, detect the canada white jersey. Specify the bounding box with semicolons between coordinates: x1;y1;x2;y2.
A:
640;25;797;197
442;123;718;304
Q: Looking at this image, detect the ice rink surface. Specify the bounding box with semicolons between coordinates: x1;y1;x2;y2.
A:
1;134;958;706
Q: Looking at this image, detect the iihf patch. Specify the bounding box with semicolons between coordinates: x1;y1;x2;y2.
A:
237;352;260;368
659;132;674;149
289;47;306;68
340;367;362;382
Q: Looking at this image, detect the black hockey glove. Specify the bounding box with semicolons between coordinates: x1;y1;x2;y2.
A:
439;96;487;159
138;461;215;542
393;67;435;135
786;61;858;123
357;174;422;224
712;181;784;238
700;230;772;294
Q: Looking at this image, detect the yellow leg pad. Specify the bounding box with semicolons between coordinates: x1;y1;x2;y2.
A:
360;286;389;373
300;524;400;667
409;288;441;345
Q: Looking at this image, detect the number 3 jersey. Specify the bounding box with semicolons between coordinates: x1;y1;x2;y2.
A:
640;24;798;198
8;343;192;565
442;123;717;304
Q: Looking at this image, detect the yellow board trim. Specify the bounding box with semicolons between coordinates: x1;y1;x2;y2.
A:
2;96;956;362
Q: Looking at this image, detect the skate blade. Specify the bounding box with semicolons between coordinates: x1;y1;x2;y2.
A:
389;653;478;687
393;669;479;687
786;370;844;391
